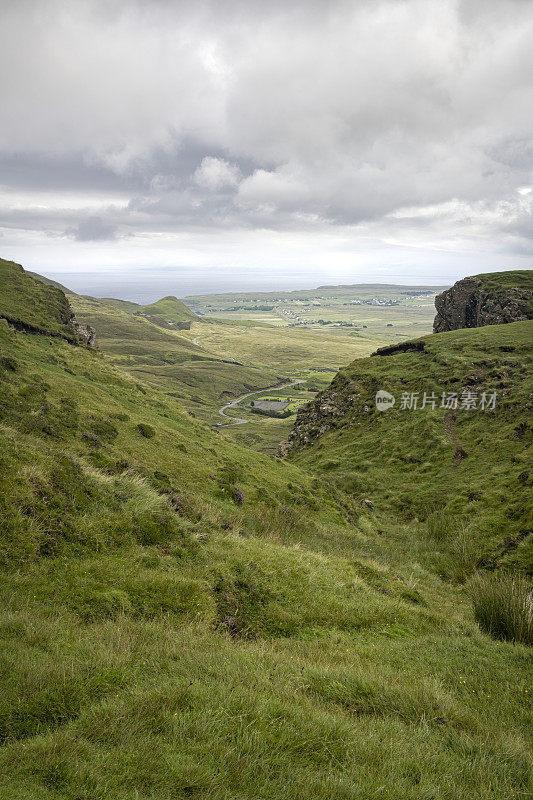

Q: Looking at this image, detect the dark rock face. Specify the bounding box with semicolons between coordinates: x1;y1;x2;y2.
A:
433;277;532;333
372;341;426;357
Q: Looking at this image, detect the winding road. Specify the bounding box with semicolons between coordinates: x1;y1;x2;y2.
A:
214;379;305;427
190;328;305;428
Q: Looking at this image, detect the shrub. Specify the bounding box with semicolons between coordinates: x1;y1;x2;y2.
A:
217;463;245;505
0;355;18;372
87;417;118;444
137;423;155;438
469;571;533;645
82;431;103;448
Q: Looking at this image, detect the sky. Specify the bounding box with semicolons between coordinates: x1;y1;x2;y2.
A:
0;0;532;301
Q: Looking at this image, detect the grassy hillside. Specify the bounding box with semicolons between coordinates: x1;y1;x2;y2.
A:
476;270;533;291
96;294;199;325
97;297;143;314
25;271;76;295
141;295;199;323
289;321;533;577
0;264;531;798
0;259;77;341
70;296;200;348
70;295;285;420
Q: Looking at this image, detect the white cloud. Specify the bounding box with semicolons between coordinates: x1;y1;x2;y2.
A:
193;157;240;190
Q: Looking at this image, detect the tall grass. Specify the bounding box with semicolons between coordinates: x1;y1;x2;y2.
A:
469;571;533;645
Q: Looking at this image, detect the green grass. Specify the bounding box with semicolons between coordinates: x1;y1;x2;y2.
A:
475;270;533;292
140;295;199;323
56;275;440;449
70;295;284;423
289;321;533;575
97;297;142;313
70;292;390;446
184;285;440;340
0;259;77;340
0;264;532;798
25;271;76;295
96;294;199;323
468;571;533;645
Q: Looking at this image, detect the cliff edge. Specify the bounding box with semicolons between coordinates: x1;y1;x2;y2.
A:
433;270;532;333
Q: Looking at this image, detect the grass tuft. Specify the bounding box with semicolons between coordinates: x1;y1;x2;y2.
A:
469;570;533;645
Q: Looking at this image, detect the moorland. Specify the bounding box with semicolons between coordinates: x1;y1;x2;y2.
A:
0;257;531;800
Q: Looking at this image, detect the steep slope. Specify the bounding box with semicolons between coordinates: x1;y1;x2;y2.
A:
0;258;98;347
25;270;76;295
0;258;83;342
433;270;533;332
0;264;532;799
286;321;533;574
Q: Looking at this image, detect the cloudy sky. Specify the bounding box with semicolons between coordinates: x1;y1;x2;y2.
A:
1;0;532;300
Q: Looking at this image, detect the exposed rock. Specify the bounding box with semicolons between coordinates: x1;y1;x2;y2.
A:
433;275;532;333
280;383;361;455
2;301;97;349
372;341;426;357
70;313;98;348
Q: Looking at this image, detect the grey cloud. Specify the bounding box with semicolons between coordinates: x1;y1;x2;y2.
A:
66;216;119;242
0;0;531;276
488;138;533;171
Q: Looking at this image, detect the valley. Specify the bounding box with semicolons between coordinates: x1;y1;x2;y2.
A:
71;283;440;452
0;258;531;800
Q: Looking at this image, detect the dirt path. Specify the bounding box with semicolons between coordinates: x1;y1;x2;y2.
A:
214;379;305;427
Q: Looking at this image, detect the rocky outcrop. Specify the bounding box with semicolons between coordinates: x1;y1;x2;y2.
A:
433;275;532;333
70;314;98;348
1;308;97;348
279;377;364;456
372;341;426;357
